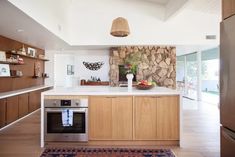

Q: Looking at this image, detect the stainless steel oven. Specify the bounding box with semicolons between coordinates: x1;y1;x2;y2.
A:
44;98;88;142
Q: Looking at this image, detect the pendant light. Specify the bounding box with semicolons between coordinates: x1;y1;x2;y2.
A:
110;17;130;37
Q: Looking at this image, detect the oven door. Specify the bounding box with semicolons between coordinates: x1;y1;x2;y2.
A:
44;108;88;142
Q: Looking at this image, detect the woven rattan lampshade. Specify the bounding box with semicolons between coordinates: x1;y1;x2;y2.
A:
110;17;130;37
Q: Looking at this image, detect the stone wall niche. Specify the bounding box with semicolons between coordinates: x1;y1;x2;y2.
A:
109;46;176;89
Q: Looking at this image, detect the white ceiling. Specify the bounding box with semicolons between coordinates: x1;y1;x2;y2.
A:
0;0;221;54
0;0;69;50
186;0;221;15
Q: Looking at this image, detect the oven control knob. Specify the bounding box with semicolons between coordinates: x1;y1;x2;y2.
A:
75;101;80;106
53;101;57;106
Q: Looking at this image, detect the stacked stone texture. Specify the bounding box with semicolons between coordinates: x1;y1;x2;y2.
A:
109;46;176;89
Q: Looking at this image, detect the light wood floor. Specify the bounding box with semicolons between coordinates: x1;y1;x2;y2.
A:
0;98;220;157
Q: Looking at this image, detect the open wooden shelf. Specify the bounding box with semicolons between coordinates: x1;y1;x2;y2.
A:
81;81;110;86
32;76;41;79
0;60;24;65
0;76;22;78
32;75;49;79
7;52;49;61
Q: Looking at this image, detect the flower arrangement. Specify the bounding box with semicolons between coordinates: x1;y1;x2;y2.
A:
124;63;137;74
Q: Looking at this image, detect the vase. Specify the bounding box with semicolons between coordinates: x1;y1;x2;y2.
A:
126;73;134;91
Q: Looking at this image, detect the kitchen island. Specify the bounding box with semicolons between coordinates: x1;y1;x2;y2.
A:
41;86;181;147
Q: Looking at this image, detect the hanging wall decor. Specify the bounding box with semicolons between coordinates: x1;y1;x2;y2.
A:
83;61;104;71
34;61;41;77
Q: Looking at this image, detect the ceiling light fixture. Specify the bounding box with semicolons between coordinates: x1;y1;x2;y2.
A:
16;29;24;33
110;17;130;37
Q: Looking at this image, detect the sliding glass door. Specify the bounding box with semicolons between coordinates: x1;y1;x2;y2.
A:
176;56;186;94
176;53;198;100
176;47;219;104
201;48;219;104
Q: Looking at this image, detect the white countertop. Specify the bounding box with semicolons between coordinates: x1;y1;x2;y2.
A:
42;86;180;96
0;85;53;99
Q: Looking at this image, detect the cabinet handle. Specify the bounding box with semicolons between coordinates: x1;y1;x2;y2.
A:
105;96;116;98
150;96;161;98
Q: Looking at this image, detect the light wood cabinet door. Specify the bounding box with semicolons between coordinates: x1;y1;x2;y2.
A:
18;93;29;118
89;96;112;140
0;99;6;128
134;96;158;140
112;96;133;140
222;0;235;20
156;96;180;140
6;96;19;124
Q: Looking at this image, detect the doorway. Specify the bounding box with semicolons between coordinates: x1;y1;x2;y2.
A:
176;47;219;104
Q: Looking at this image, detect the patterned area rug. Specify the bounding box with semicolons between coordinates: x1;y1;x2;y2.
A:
40;148;175;157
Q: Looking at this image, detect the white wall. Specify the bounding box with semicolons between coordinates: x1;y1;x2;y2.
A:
45;49;110;87
54;54;76;87
73;50;110;82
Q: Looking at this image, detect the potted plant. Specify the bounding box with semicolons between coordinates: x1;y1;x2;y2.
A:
124;52;141;90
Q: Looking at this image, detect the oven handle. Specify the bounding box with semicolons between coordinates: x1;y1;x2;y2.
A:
45;108;87;113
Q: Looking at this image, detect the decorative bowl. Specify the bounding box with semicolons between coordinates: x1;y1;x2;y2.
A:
136;84;154;90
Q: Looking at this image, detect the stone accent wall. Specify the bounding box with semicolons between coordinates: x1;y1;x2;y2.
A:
109;46;176;89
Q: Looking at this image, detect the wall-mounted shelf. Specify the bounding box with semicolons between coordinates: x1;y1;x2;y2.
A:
0;76;22;78
32;76;41;79
32;76;49;79
81;81;110;86
0;35;47;93
0;60;24;65
7;52;49;61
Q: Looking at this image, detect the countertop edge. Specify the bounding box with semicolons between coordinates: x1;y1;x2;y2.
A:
0;85;53;99
42;93;180;96
41;87;181;96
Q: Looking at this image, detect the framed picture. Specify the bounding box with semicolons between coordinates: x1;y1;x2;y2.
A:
27;47;36;57
0;51;6;61
0;64;10;77
67;65;74;75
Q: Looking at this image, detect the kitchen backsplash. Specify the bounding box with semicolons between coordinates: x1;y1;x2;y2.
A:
109;46;176;89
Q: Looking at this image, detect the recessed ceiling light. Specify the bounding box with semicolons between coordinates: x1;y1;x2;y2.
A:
16;29;24;32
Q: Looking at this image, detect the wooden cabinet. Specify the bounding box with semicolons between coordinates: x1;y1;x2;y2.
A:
134;96;179;140
112;97;133;140
222;0;235;20
156;96;179;140
0;88;48;128
135;96;158;140
6;96;19;124
18;93;29;118
89;96;133;140
89;95;179;142
89;96;112;139
0;99;6;128
29;90;41;112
